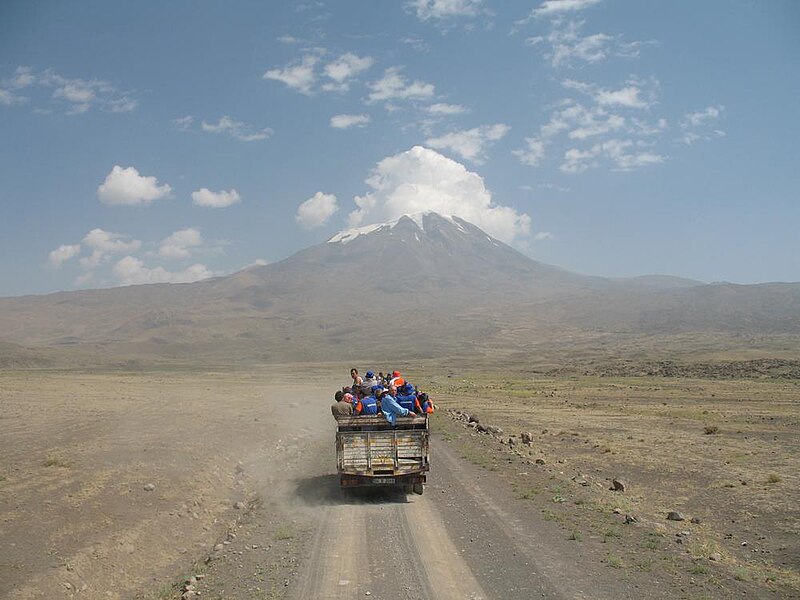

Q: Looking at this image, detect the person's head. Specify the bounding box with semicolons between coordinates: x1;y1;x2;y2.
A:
334;390;343;403
366;370;374;379
371;385;383;397
392;370;401;378
342;386;352;394
343;393;353;403
388;385;397;395
419;392;428;403
350;368;358;378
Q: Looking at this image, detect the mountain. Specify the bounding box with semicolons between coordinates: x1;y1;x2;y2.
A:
0;212;797;366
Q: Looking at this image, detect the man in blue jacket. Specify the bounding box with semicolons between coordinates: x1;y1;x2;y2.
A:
395;383;418;413
379;386;411;425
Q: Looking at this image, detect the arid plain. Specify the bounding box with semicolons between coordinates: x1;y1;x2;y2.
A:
2;357;799;599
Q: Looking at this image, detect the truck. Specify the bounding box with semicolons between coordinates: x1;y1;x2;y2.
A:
335;414;429;494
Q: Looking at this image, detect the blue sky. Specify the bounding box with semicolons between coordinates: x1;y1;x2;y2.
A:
0;0;798;296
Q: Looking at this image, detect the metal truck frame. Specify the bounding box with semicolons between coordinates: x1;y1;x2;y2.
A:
335;414;429;494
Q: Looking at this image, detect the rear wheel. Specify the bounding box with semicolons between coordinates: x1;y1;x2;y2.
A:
412;483;424;495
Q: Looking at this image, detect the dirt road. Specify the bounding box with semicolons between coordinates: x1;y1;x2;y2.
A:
3;368;772;599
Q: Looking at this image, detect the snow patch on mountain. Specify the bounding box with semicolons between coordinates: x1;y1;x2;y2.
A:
328;211;458;245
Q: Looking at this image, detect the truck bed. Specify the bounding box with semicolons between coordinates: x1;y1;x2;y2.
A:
336;415;429;487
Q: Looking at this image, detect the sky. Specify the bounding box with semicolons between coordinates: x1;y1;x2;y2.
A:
0;0;798;297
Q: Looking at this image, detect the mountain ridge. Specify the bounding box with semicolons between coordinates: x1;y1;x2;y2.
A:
0;212;797;364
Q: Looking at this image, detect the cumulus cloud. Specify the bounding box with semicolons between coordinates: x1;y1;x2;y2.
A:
426;123;510;163
425;103;468;115
48;244;81;267
296;192;339;229
191;187;241;208
347;146;530;244
158;228;203;259
409;0;483;20
367;67;435;104
97;165;171;206
263;55;319;94
330;114;370;129
322;53;374;91
534;231;554;240
80;228;142;269
201;115;272;142
113;256;213;286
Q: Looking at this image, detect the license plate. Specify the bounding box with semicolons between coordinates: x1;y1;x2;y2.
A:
373;477;395;485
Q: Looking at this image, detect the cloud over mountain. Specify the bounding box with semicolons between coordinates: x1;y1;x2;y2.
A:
347;146;530;244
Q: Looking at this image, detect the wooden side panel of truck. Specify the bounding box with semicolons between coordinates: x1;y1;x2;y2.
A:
335;415;429;492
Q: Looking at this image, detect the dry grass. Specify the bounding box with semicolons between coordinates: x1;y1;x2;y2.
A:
428;370;800;597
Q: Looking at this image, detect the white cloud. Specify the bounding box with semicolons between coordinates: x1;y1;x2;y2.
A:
330;114;371;129
595;86;648;109
367;67;435;103
679;105;725;145
113;256;213;286
191;187;241;208
560;147;598;173
513;137;547;166
681;105;723;128
629;117;668;136
323;53;374;90
534;231;554;240
425;103;468;115
563;78;654;109
409;0;483;20
263;55;319;94
8;66;35;89
514;100;627;166
296;192;339;229
1;67;137;114
201;115;272;142
173;115;194;130
0;88;26;105
48;244;81;268
560;139;664;173
97;165;171;206
537;183;571;192
525;20;649;68
600;139;664;170
347;146;530;244
567;111;625;140
277;35;301;44
426;123;510;163
80;228;142;269
73;272;94;286
531;0;600;17
244;258;269;269
158;228;203;259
